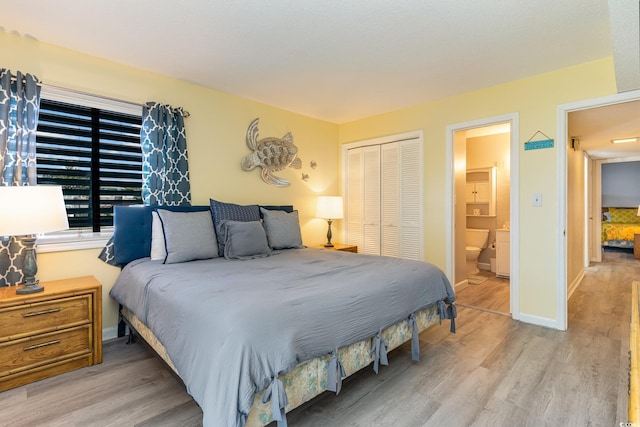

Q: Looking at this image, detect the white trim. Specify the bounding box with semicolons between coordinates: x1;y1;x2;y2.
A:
477;262;491;271
342;130;423;150
584;153;590;269
446;113;520;320
36;229;113;253
591;156;640;262
556;103;569;331
40;84;141;116
591;159;602;263
37;235;111;253
556;89;640;332
455;279;470;293
598;155;640;163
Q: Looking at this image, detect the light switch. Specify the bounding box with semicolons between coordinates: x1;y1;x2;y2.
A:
532;193;542;207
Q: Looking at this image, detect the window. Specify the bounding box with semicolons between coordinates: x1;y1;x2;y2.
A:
34;87;143;250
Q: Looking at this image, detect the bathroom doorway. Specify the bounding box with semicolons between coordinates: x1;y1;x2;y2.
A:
445;114;519;317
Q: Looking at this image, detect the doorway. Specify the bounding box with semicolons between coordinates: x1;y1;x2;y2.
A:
446;113;519;318
558;90;640;330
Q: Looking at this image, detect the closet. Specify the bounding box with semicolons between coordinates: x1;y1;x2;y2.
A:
344;134;423;260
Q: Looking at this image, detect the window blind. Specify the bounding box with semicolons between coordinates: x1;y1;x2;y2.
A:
36;99;142;231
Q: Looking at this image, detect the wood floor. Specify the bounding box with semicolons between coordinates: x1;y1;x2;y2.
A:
455;270;510;315
0;250;637;426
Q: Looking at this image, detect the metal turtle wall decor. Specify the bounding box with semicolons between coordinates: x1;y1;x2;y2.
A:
241;118;302;187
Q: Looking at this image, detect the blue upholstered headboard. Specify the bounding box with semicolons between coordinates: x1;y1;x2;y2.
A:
113;205;210;266
112;204;294;266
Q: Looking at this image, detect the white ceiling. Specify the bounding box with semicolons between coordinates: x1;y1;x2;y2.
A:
2;0;616;124
569;100;640;159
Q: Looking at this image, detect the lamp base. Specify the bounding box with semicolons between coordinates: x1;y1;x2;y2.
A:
16;237;43;294
16;281;44;294
324;219;334;247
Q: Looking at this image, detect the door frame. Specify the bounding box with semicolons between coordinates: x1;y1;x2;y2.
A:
590;155;640;263
557;89;640;330
445;112;520;319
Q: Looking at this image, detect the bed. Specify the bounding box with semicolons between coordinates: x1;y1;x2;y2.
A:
107;202;456;427
601;207;640;249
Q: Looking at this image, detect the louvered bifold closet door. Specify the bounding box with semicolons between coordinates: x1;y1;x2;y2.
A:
345;135;422;260
398;140;422;260
346;149;363;250
381;143;400;257
362;146;381;255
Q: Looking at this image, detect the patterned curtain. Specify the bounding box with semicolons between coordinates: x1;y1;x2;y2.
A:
141;102;191;206
98;102;191;265
0;69;41;286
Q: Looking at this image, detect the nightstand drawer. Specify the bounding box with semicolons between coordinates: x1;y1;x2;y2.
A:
0;325;91;376
0;295;92;342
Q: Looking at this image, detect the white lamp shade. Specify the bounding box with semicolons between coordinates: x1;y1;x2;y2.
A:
637;204;640;216
0;185;69;236
316;196;344;220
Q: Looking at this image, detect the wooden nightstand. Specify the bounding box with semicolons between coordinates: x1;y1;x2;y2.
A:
635;234;640;260
316;243;358;253
0;276;102;392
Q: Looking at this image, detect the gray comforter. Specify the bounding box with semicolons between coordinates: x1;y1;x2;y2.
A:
110;248;454;427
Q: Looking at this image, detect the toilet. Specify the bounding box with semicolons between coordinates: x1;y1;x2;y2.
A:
466;228;490;275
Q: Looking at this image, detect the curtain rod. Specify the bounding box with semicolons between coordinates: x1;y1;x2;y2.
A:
40;82;191;118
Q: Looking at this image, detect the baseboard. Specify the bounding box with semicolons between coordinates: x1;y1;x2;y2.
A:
103;326;118;342
477;262;491;271
568;270;585;299
455;279;469;292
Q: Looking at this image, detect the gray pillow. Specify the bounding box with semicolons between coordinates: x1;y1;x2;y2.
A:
210;198;261;256
157;209;219;264
260;207;304;249
219;220;271;260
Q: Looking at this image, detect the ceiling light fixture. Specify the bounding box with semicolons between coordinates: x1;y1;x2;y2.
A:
611;137;638;144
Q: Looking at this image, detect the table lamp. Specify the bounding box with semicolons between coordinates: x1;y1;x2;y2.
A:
316;196;344;247
0;185;69;294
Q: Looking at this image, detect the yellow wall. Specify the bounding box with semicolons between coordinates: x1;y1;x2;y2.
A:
339;57;617;322
2;28;619;328
2;31;340;333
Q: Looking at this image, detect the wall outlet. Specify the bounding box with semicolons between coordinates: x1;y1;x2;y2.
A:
532;193;543;207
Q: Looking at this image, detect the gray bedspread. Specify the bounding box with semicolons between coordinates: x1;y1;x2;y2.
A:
110;248;454;427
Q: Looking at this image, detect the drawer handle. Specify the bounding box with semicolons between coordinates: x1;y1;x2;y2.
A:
23;339;61;351
22;308;61;318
